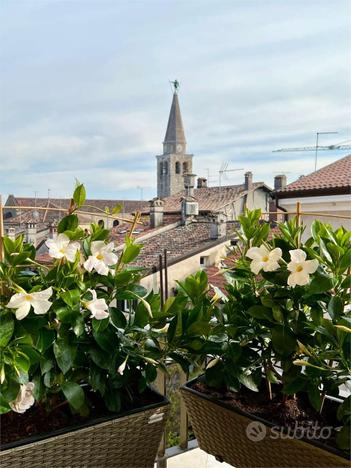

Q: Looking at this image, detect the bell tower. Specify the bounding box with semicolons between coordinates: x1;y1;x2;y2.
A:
156;84;193;198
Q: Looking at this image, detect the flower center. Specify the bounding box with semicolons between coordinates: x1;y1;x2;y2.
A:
296;265;304;272
25;294;32;301
59;248;66;254
262;255;269;262
96;254;104;260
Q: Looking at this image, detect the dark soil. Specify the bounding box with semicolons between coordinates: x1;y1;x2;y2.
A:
1;388;162;448
191;379;347;454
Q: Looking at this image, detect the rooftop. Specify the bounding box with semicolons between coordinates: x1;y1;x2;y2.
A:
159;182;269;213
130;221;238;270
276;154;351;198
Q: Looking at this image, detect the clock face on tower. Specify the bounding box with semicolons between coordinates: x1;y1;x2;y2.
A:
176;144;183;153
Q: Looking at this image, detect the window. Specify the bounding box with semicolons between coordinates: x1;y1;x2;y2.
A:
113;219;119;227
200;256;210;269
175;161;181;174
183;162;188;173
160;161;168;175
98;219;104;228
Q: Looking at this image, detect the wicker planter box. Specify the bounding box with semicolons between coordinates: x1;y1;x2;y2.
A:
1;390;169;468
180;378;349;468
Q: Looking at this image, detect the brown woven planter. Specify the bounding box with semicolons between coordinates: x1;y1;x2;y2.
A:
1;390;169;468
180;378;349;468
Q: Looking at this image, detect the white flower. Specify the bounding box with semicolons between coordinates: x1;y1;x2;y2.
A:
246;245;282;274
117;358;128;375
287;249;319;287
84;289;109;320
10;382;35;414
83;241;118;276
7;287;53;320
46;234;80;262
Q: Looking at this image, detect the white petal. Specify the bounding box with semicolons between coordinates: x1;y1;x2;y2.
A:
87;289;97;301
90;241;106;255
65;243;80;262
304;259;319;274
94;261;109;276
263;260;280;272
15;302;31;320
289;249;306;263
102;251;118;266
31;299;52;315
246;246;266;261
287;261;296;273
269;248;282;262
7;293;27;309
103;242;116;253
250;260;263;274
33;287;53;301
84;256;97;272
288;271;310;287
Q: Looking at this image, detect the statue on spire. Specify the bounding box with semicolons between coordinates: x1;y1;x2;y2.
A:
170;79;180;93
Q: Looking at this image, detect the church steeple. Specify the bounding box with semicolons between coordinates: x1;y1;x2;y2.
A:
156;85;194;198
163;92;186;154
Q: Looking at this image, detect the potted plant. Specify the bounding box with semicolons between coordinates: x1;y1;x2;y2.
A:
0;184;169;468
168;210;350;467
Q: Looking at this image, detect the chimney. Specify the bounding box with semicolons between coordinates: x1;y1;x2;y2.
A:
26;222;37;245
149;197;164;228
181;197;199;225
183;173;196;197
274;174;287;191
210;213;227;240
48;221;58;239
244;172;253;191
6;227;16;241
197;177;208;189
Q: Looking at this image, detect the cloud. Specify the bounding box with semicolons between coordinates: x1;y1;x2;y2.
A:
0;0;350;200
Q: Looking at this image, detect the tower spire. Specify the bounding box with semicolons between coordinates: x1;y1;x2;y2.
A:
163;92;186;149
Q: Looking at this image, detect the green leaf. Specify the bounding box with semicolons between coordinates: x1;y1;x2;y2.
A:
309;273;334;294
53;340;77;374
238;372;259;392
110;308;127;329
247;305;273;321
308;384;322;411
92;318;109;333
271;326;297;356
0;313;14;347
336;425;351;450
61;382;85;411
58;214;79;234
341;275;351;289
121;243;142;264
61;289;81;308
93;326;118;353
104;388;121;412
328;297;343;320
73;183;86;209
36;329;55;353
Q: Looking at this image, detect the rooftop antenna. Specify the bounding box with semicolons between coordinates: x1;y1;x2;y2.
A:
34;191;38;207
219;162;244;188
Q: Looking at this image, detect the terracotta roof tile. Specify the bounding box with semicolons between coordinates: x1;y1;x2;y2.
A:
159;182;267;213
277;154;351;196
131;221;239;270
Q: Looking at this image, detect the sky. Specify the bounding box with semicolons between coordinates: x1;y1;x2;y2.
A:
1;0;350;201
